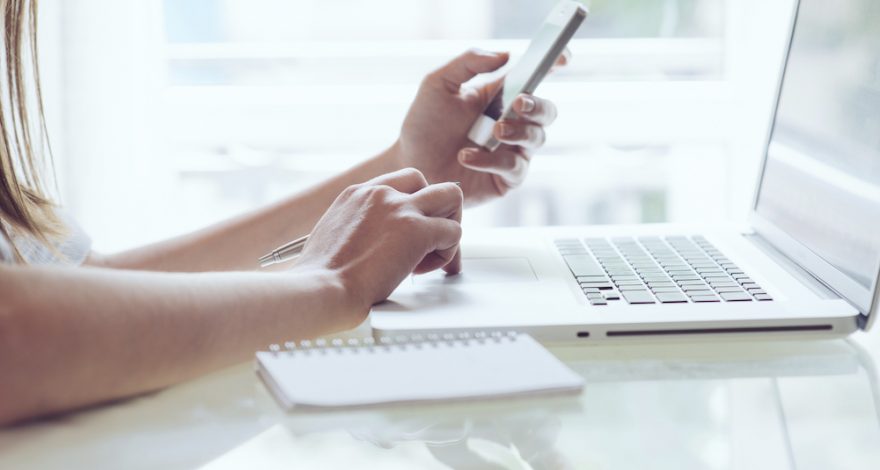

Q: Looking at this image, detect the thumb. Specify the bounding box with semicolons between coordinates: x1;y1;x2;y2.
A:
425;49;509;92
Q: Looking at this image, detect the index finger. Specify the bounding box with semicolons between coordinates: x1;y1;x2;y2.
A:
409;183;463;275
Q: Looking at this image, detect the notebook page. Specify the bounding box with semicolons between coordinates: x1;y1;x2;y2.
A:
256;334;584;408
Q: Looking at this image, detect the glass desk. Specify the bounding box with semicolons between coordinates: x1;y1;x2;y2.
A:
2;332;879;469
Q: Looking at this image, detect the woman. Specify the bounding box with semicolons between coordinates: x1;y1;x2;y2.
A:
0;1;562;425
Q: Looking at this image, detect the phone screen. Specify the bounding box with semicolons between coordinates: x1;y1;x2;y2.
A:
484;23;566;121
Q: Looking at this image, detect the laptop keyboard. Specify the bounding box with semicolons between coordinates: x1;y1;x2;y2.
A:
555;236;773;306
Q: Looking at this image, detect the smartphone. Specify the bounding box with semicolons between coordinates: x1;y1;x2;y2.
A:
467;1;587;151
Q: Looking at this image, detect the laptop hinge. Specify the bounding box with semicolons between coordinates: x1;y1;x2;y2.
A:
746;232;871;330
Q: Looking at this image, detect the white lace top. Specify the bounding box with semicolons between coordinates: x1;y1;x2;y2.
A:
0;211;92;265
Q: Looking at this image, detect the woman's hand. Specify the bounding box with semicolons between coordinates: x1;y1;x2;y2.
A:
394;49;567;207
296;168;463;318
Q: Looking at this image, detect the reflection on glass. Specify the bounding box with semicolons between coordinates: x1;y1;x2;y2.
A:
757;0;880;289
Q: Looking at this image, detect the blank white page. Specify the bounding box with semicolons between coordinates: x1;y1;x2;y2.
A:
256;334;583;409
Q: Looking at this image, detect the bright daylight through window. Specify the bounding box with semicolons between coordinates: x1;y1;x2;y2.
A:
43;0;790;252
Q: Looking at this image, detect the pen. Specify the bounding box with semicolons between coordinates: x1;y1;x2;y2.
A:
258;182;460;268
259;234;309;268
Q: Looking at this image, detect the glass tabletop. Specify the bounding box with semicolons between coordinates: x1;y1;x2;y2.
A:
2;335;879;470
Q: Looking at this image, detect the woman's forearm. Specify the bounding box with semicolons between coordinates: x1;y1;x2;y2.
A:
0;264;356;426
101;144;402;272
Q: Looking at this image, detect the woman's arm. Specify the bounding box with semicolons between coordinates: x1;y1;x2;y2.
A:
0;169;462;426
0;264;348;425
97;50;561;273
97;146;401;272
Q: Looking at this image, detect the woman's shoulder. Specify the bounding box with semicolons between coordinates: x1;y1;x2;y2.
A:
0;210;91;266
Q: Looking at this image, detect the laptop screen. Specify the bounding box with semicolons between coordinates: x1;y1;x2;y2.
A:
755;0;880;309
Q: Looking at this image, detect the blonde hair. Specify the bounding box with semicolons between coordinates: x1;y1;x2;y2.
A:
0;0;61;260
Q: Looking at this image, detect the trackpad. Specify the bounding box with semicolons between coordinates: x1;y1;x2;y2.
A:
412;257;537;285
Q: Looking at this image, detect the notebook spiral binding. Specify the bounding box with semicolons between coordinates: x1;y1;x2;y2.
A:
267;331;521;356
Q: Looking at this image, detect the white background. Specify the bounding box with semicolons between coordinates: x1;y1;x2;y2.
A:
38;0;794;253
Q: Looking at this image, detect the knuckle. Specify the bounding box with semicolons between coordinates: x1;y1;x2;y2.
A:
362;184;395;204
340;183;361;199
399;167;424;180
374;184;396;198
420;71;439;89
395;211;425;232
400;167;429;188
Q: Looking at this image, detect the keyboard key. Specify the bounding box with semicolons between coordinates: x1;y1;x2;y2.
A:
681;285;711;292
631;264;658;270
607;269;636;276
720;292;753;302
590;299;608;306
685;290;714;297
647;282;677;288
570;235;764;308
651;287;682;293
708;281;740;288
637;270;666;276
656;293;688;303
755;294;773;301
563;255;604;277
691;262;718;267
714;287;746;294
622;291;656;304
581;282;614;290
696;269;725;275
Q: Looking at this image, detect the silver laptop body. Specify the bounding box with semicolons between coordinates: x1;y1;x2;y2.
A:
371;0;880;342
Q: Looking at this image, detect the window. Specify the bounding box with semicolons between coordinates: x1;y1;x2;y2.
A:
42;0;792;251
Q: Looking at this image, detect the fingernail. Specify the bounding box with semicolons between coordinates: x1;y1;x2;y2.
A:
459;149;474;162
519;96;536;113
499;123;514;138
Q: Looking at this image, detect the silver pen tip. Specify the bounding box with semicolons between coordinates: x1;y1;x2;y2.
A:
258;254;276;268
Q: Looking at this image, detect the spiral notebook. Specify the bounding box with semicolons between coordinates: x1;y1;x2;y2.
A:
256;332;584;409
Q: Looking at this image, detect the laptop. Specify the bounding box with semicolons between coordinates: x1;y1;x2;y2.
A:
371;0;880;342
